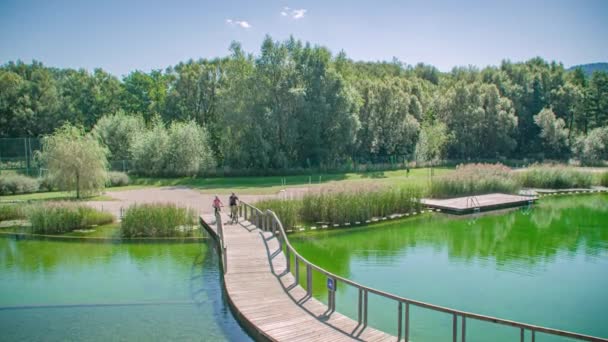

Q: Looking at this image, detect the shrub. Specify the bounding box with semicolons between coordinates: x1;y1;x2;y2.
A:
573;127;608;166
107;171;130;187
0;174;40;195
0;204;26;221
256;185;422;229
517;164;593;189
28;202;114;234
428;163;519;198
121;203;196;238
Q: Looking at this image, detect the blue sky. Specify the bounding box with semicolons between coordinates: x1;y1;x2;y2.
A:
1;0;607;76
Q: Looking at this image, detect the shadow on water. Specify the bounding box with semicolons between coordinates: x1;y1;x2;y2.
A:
189;239;252;341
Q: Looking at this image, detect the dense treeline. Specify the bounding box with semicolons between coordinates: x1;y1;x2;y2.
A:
1;36;608;171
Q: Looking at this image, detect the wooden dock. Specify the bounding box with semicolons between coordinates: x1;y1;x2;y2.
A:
200;213;395;342
421;193;536;214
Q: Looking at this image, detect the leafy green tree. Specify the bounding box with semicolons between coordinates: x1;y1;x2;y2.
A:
92;110;144;160
121;70;168;122
436;82;517;159
415;121;449;164
533;108;569;159
166;120;215;176
39;124;108;198
129;116;169;176
573;127;608;165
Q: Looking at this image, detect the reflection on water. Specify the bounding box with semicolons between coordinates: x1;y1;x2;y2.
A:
0;238;251;341
291;194;608;341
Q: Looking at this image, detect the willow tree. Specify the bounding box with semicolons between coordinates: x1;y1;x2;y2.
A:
39;123;108;198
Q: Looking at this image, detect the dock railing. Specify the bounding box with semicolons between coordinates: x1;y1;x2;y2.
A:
239;201;607;342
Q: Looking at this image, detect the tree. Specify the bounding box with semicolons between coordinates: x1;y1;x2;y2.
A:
533;108;569;159
129;116;169;176
92;110;144;160
39;124;108;198
573;127;608;165
165;120;215;176
416;121;449;165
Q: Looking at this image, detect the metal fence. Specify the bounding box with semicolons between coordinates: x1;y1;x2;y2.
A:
238;201;607;342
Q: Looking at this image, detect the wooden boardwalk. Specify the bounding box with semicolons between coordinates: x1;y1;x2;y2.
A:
200;213;395;342
421;193;536;214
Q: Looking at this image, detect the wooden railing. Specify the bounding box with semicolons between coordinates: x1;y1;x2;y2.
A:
239;201;607;342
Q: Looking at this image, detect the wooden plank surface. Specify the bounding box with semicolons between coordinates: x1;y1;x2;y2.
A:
201;213;395;342
421;193;536;213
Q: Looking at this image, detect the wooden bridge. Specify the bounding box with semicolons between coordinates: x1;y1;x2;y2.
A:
200;202;607;342
200;210;394;341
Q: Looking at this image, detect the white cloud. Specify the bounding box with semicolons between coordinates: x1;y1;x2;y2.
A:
292;9;306;19
280;7;307;20
226;19;252;29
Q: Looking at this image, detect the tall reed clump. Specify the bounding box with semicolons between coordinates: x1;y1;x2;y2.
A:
600;172;608;187
121;203;196;238
0;204;27;221
256;185;422;229
255;198;302;230
517;164;593;189
28;202;114;234
428;163;519;198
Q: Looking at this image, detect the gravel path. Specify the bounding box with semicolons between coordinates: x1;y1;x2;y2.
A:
86;186;276;220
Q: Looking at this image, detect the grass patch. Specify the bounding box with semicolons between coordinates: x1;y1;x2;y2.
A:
428;163;520;198
256;185;423;229
132;167;452;195
0;203;27;221
121;203;197;238
0;174;39;195
599;172;608;187
0;191;115;202
28;202;114;234
517;164;594;189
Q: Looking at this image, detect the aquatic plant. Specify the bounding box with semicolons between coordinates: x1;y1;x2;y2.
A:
29;202;114;234
428;163;519;198
256;185;422;228
517;164;593;189
0;203;26;221
121;203;196;238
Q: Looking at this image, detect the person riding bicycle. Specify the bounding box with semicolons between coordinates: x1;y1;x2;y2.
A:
229;192;239;224
213;195;223;216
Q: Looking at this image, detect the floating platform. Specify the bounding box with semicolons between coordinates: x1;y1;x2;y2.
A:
421;193;536;214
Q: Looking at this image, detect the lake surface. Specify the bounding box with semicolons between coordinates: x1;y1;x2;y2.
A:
0;237;251;341
290;194;608;341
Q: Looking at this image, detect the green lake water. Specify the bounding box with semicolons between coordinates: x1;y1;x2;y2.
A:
0;237;252;341
290;194;608;341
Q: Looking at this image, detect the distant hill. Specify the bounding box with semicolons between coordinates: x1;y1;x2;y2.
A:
568;63;608;76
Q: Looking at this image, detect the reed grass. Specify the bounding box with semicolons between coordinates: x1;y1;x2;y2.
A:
0;204;26;221
28;202;114;234
599;172;608;187
428;163;519;198
256;185;422;229
121;203;196;238
517;164;593;189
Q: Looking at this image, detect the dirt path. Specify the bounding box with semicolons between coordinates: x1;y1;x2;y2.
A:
86;186;277;219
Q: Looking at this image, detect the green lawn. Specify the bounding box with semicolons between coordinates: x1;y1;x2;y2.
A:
0;167;453;201
131;167;453;194
0;191;115;202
